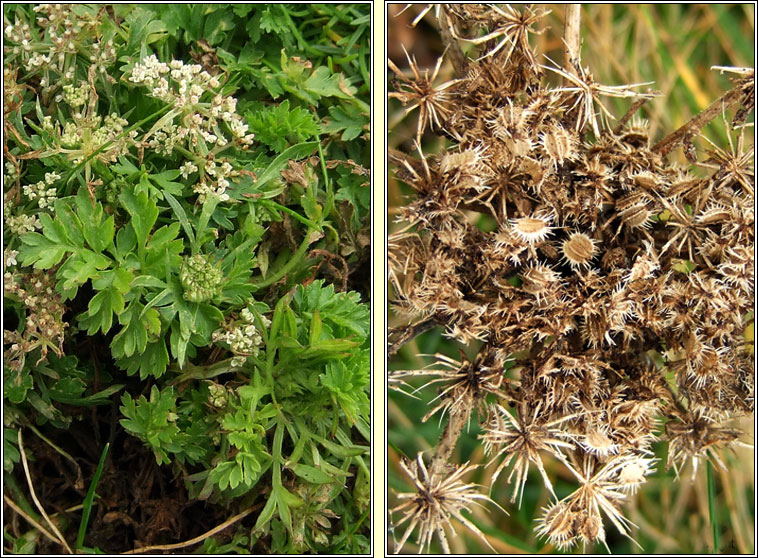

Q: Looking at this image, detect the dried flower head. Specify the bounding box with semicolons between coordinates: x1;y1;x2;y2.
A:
480;402;576;506
389;4;754;553
391;454;496;554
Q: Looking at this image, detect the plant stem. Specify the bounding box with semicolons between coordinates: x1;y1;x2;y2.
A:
652;79;750;157
429;391;474;477
707;460;719;553
437;7;468;77
250;228;316;290
564;4;582;74
75;443;109;550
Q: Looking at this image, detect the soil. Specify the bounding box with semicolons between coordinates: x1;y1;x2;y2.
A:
7;403;252;554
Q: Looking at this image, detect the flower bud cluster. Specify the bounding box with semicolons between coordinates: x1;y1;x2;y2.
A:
207;382;229;408
61;83;89;108
179;254;224;303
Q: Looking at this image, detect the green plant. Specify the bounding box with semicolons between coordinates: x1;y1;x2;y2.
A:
3;3;369;554
388;4;753;555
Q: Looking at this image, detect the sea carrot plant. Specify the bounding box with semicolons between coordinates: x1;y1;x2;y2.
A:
3;3;370;554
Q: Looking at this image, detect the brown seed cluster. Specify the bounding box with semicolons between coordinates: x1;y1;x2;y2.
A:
388;4;754;553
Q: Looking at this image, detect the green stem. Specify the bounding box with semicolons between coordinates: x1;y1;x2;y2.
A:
707;460;719;553
317;141;334;218
250;229;315;291
259;200;320;230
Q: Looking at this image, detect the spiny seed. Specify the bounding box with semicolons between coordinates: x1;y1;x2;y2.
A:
667;174;702;199
696;204;731;225
440;149;481;174
583;429;617;456
631;170;661;190
540;126;576;167
620;204;652;229
511;215;553;244
618;460;647;486
562;232;596;268
522;264;560;295
488;102;532;139
616;191;648;211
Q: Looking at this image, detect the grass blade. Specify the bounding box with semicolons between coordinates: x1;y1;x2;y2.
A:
707;460;719;553
76;443;110;550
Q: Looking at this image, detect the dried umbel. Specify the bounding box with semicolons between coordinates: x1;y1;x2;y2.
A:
389;4;753;553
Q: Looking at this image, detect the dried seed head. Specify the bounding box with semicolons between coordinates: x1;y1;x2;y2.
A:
510;214;553;244
561;232;597;269
535;502;576;549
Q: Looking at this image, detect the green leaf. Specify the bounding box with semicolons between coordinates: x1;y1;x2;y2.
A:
323;104;369;141
304;66;357;100
308;309;323;346
119;386;185;465
115;339;170;379
111;301;160;359
4;367;33;404
3;429;20;473
149;169;184;196
290;463;333;485
58;251;112;293
119;189;159;248
79;269;131;334
163;192;195;246
291;279;369;340
231;141;317;198
74;188;114;253
246;99;320;152
18;232;70;269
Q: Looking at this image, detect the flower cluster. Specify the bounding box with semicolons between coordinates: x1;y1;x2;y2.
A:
5;4;114;84
179;254;224;303
129;54;255;155
389;4;753;553
22;171;60;209
4;191;41;235
211;306;267;367
3;268;68;370
194;158;239;203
